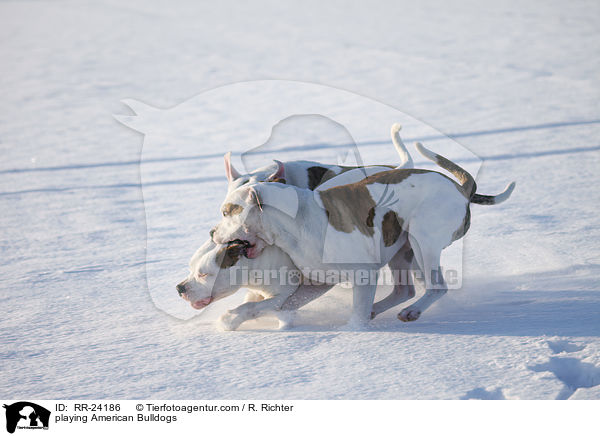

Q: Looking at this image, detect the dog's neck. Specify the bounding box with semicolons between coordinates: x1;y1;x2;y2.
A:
260;204;302;248
259;188;325;257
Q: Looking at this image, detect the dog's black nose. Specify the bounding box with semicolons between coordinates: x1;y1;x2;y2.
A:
176;283;187;295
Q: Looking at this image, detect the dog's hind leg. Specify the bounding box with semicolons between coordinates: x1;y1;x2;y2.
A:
397;232;447;322
371;244;416;319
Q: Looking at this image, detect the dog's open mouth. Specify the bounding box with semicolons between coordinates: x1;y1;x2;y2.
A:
229;239;254;257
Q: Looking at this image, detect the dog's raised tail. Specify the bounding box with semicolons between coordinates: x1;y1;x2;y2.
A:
391;123;413;169
471;182;515;205
415;142;476;199
415;142;516;204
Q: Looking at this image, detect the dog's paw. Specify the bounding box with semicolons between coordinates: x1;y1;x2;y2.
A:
398;307;421;322
275;311;294;330
243;290;265;303
277;319;292;330
341;315;371;331
218;312;242;331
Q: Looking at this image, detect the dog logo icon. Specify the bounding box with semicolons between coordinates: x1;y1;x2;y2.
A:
3;402;50;434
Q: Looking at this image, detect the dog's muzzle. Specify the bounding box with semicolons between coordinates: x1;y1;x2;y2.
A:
177;282;213;309
191;297;213;309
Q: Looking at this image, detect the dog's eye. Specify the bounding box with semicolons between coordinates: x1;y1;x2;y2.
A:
222;210;228;217
197;272;208;280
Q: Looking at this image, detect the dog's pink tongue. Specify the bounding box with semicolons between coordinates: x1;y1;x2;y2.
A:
191;298;212;309
246;246;260;259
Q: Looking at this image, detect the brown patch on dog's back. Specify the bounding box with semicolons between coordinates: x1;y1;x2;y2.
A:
319;184;377;236
366;207;375;228
365;168;469;200
317;169;423;237
382;211;403;247
317;167;465;237
307;165;398;191
222;202;243;216
216;243;246;269
368;169;430;185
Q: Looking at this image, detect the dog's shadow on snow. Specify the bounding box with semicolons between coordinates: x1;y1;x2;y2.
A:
368;289;600;337
286;265;600;337
257;288;600;337
234;265;600;337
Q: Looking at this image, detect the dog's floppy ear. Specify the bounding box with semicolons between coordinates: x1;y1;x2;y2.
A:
246;182;298;218
245;186;263;211
224;152;242;182
267;160;286;183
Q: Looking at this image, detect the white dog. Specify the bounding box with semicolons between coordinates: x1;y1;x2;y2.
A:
212;142;515;327
177;239;334;330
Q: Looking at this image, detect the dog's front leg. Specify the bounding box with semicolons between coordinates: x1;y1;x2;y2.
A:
346;272;379;330
218;293;292;331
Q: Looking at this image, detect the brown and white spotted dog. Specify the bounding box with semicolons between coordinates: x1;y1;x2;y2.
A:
211;141;515;328
221;124;511;316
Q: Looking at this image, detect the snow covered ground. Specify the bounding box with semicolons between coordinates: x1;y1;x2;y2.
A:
1;0;599;400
